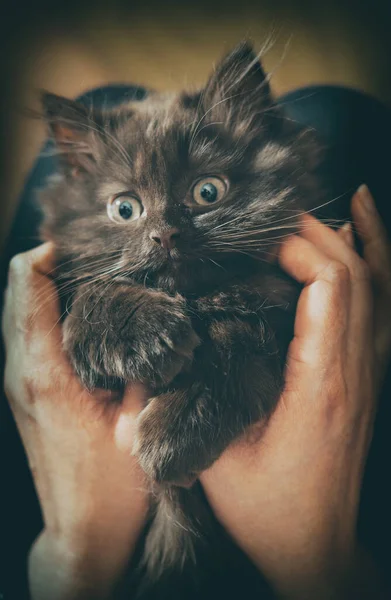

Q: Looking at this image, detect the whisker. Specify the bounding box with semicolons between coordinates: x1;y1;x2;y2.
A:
30;252;126;307
206;219;348;244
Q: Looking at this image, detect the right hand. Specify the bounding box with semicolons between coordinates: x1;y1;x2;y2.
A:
2;243;149;599
201;186;391;599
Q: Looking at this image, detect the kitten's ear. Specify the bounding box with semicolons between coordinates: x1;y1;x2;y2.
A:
203;42;273;139
41;92;99;176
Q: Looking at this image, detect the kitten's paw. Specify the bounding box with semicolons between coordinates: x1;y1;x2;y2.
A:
128;293;200;386
62;315;122;390
134;394;214;486
63;291;200;390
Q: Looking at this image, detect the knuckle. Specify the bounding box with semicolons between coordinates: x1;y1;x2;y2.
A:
326;261;350;285
324;257;371;288
4;361;35;410
22;360;63;400
8;253;28;278
320;371;349;424
3;367;14;401
8;253;35;292
28;335;51;364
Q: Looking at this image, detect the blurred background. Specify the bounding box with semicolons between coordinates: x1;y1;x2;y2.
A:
0;0;390;249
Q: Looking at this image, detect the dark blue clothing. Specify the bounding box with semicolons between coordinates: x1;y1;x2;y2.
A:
1;83;391;599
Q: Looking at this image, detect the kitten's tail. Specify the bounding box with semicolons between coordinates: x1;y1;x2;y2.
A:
132;483;270;600
141;482;214;584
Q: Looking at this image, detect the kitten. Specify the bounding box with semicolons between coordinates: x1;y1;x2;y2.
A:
38;42;327;589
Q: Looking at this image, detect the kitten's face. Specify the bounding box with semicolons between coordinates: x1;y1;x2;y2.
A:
40;42;320;293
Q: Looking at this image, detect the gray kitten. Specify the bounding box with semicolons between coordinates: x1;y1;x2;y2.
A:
38;42;326;590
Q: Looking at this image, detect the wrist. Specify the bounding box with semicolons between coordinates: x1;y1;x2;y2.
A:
28;522;144;600
255;543;389;600
238;522;356;600
29;531;106;600
254;548;351;600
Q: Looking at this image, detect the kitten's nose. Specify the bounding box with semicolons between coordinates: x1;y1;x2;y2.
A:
150;228;180;250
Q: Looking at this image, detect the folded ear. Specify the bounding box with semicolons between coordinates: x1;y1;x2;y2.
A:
41;92;99;176
202;41;274;140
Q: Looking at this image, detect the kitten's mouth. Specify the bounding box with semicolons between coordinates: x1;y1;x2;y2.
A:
149;247;185;277
159;247;182;263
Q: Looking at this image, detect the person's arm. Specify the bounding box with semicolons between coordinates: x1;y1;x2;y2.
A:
200;185;391;599
2;243;149;600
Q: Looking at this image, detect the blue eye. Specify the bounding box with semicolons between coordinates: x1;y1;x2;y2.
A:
107;195;143;223
193;176;228;206
118;201;133;219
200;183;218;202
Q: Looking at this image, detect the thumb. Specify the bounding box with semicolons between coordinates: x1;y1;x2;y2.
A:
121;382;150;416
114;383;150;453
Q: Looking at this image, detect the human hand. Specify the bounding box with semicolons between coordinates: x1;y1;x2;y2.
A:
2;243;149;600
200;185;391;599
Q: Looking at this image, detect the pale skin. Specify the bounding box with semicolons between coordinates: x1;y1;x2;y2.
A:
2;185;391;599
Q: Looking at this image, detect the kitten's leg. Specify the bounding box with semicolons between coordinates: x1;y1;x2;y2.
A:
134;382;214;485
135;329;284;485
63;283;199;390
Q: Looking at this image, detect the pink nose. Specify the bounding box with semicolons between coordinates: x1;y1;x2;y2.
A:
150;228;180;250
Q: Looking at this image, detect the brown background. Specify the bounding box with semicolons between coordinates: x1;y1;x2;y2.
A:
1;0;390;248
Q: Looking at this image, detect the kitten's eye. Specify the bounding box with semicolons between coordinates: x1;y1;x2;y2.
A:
192;176;228;206
107;195;143;223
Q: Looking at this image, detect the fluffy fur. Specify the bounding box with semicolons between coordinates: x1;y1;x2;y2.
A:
37;42;331;591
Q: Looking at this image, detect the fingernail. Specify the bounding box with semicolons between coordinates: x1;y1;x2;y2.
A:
340;222;354;247
357;184;376;213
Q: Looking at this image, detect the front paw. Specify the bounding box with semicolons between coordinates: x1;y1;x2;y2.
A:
63;290;200;390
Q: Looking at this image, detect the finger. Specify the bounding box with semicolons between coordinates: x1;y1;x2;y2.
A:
351;185;391;294
297;213;372;357
29;242;57;275
6;246;63;350
279;234;349;287
279;235;349;351
352;186;391;374
7;242;56;286
337;222;354;248
121;382;150;415
114;383;150;452
299;214;369;284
